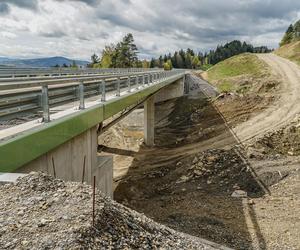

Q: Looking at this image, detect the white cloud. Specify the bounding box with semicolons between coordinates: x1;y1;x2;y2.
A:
0;0;299;60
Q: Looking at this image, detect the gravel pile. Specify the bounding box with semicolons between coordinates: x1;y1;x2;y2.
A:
0;172;217;249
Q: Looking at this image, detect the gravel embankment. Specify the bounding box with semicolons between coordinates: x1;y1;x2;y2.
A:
0;172;220;249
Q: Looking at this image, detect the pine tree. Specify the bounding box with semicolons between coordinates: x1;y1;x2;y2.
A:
280;24;294;46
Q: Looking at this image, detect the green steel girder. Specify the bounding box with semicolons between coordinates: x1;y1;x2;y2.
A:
0;74;184;172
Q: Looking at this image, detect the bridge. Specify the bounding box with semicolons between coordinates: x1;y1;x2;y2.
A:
0;67;187;197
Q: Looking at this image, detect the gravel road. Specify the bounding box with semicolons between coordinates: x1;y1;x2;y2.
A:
234;53;300;142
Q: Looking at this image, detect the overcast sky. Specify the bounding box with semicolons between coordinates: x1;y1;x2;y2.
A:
0;0;299;60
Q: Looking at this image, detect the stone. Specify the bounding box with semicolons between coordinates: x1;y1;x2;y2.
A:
231;190;248;198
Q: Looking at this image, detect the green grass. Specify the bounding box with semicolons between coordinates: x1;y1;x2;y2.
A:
275;41;300;65
207;53;265;81
205;53;269;93
218;82;235;93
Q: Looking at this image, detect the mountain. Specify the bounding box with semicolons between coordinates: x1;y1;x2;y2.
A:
0;56;89;67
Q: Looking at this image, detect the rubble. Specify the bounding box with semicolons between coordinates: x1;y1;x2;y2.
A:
0;172;216;249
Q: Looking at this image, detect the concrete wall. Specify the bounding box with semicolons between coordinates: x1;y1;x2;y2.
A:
17;126;113;198
154;77;184;103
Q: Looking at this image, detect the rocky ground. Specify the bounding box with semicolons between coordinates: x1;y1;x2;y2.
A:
0;172;225;250
110;72;300;249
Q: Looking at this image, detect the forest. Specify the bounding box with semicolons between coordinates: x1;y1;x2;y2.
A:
89;34;271;70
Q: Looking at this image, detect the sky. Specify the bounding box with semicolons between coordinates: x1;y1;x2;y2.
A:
0;0;300;60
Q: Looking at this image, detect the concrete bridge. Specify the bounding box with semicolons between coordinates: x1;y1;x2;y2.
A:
0;68;188;197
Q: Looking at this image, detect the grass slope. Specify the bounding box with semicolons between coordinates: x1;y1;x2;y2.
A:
275;41;300;65
203;53;271;93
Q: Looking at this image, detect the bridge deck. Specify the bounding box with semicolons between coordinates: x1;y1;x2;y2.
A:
0;71;185;172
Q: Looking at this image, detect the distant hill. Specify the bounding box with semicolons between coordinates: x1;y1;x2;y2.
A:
0;56;89;68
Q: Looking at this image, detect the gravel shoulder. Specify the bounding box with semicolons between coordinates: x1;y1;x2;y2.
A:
0;172;224;250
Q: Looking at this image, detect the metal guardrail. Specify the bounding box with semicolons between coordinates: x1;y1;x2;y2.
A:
0;69;185;121
0;67;161;79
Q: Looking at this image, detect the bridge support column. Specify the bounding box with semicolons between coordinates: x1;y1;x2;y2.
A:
144;95;155;146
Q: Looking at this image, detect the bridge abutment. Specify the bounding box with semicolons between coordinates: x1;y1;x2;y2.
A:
17;125;113;198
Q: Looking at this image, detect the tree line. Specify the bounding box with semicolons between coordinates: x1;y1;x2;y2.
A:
280;20;300;46
150;40;272;70
89;34;271;70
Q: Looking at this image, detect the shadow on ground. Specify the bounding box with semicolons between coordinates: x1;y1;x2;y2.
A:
104;84;269;249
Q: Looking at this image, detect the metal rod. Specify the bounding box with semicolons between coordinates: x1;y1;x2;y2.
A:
81;155;86;184
79;82;85;110
127;76;131;92
92;175;96;227
116;77;121;96
135;76;138;88
101;80;106;102
41;85;50;122
52;157;56;178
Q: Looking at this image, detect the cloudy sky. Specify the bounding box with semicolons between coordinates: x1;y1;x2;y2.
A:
0;0;300;60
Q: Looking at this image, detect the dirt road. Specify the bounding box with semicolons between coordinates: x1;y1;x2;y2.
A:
104;57;300;249
234;54;300;142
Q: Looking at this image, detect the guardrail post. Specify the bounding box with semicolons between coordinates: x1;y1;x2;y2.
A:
116;77;121;96
142;74;145;87
101;80;106;102
79;82;85;110
41;85;50;123
135;76;138;89
127;77;131;92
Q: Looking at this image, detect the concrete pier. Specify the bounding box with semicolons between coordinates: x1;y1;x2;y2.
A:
144;95;155;146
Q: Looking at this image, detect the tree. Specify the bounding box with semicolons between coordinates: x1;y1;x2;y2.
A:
111;33;139;68
163;59;173;70
175;53;184;68
185;53;192;69
142;60;150;68
192;56;200;69
150;58;156;68
99;45;114;68
280;24;294;46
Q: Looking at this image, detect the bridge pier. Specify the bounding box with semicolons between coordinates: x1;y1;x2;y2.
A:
144;95;155;146
143;76;185;146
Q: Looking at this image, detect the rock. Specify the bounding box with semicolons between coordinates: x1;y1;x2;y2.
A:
192;157;198;164
231;190;248;198
0;172;213;250
176;161;183;167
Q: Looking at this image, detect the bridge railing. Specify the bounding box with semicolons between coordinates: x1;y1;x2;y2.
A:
0;69;185;122
0;67;162;79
